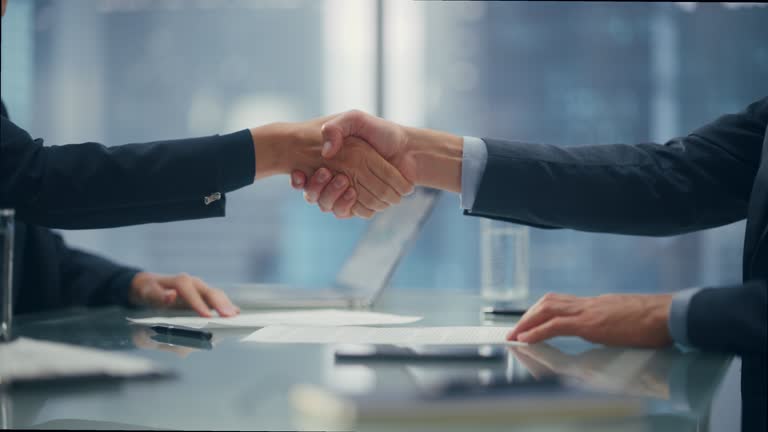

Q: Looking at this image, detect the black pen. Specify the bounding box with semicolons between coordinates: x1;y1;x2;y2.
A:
482;306;528;316
150;324;213;340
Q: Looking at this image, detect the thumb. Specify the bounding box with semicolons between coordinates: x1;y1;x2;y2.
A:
321;110;370;159
320;121;346;159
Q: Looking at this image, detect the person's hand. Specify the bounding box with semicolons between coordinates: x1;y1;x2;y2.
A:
291;110;463;217
290;170;358;218
290;111;415;214
506;292;674;348
251;115;413;218
321;110;416;182
128;272;240;318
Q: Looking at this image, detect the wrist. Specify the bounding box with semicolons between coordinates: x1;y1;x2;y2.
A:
250;123;293;179
128;271;152;306
404;126;463;192
251;121;326;179
649;294;674;345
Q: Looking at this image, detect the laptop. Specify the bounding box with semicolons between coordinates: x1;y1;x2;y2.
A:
229;187;441;309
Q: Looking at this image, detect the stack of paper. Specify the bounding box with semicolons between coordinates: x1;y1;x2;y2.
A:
0;337;166;384
242;325;521;345
128;309;422;329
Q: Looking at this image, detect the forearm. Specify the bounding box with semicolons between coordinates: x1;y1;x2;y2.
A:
1;117;255;228
466;136;756;236
251;122;303;180
251;115;339;180
464;98;766;235
60;245;141;308
405;126;464;193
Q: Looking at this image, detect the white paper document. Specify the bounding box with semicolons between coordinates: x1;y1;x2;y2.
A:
242;325;525;345
128;309;422;329
0;337;166;383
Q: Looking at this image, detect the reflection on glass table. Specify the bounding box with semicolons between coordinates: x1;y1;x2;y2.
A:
306;342;732;432
509;344;731;418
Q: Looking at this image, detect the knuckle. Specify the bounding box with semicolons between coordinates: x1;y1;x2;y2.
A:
347;109;364;121
366;199;384;211
542;292;558;301
538;304;554;314
354;208;373;219
209;290;226;301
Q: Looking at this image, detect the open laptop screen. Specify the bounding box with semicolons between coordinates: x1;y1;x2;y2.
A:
334;188;440;296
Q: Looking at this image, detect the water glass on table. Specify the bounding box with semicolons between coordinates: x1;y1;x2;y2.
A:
480;219;529;304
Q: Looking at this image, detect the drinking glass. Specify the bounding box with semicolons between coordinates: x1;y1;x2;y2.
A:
480;219;529;303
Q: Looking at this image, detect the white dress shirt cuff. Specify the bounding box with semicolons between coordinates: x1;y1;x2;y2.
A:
668;287;702;348
460;136;488;210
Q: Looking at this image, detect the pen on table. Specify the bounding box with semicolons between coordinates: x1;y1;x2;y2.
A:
150;324;213;340
482;306;528;316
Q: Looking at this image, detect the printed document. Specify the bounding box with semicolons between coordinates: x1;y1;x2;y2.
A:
128;309;422;329
242;325;524;345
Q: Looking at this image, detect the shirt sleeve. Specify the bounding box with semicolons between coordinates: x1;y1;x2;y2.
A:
460;136;489;210
668;287;702;347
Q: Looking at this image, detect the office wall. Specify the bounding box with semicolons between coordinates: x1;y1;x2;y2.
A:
2;1;767;299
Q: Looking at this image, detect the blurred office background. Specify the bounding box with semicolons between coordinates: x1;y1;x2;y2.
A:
2;0;767;296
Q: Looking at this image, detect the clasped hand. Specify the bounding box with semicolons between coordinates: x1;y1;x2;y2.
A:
281;110;419;218
252;112;414;219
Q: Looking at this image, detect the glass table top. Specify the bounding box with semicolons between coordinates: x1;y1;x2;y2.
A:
1;289;749;431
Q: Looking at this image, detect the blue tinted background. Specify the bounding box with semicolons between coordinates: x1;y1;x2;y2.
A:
2;1;767;298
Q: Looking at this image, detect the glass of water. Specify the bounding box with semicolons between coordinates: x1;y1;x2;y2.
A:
1;209;14;343
480;219;529;303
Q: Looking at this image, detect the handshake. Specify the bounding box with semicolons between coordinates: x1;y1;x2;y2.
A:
250;110;463;217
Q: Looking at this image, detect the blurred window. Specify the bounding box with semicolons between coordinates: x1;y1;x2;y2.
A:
2;1;766;296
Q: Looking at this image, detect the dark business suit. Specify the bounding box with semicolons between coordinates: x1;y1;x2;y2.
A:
466;98;767;430
465;97;768;431
0;102;255;313
466;97;767;355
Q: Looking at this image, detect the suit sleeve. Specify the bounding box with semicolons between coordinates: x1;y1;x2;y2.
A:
0;116;255;229
465;98;767;236
53;232;142;308
686;280;767;354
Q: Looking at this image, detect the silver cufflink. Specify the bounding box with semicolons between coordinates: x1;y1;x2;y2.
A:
203;192;222;205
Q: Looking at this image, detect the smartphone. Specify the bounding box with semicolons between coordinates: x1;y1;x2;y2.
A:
334;344;506;363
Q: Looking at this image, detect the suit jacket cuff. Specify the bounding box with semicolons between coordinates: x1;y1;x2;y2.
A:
104;269;142;309
217;129;256;192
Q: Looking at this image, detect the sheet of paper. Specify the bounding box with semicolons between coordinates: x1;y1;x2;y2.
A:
241;325;525;345
128;309;422;329
0;337;166;383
